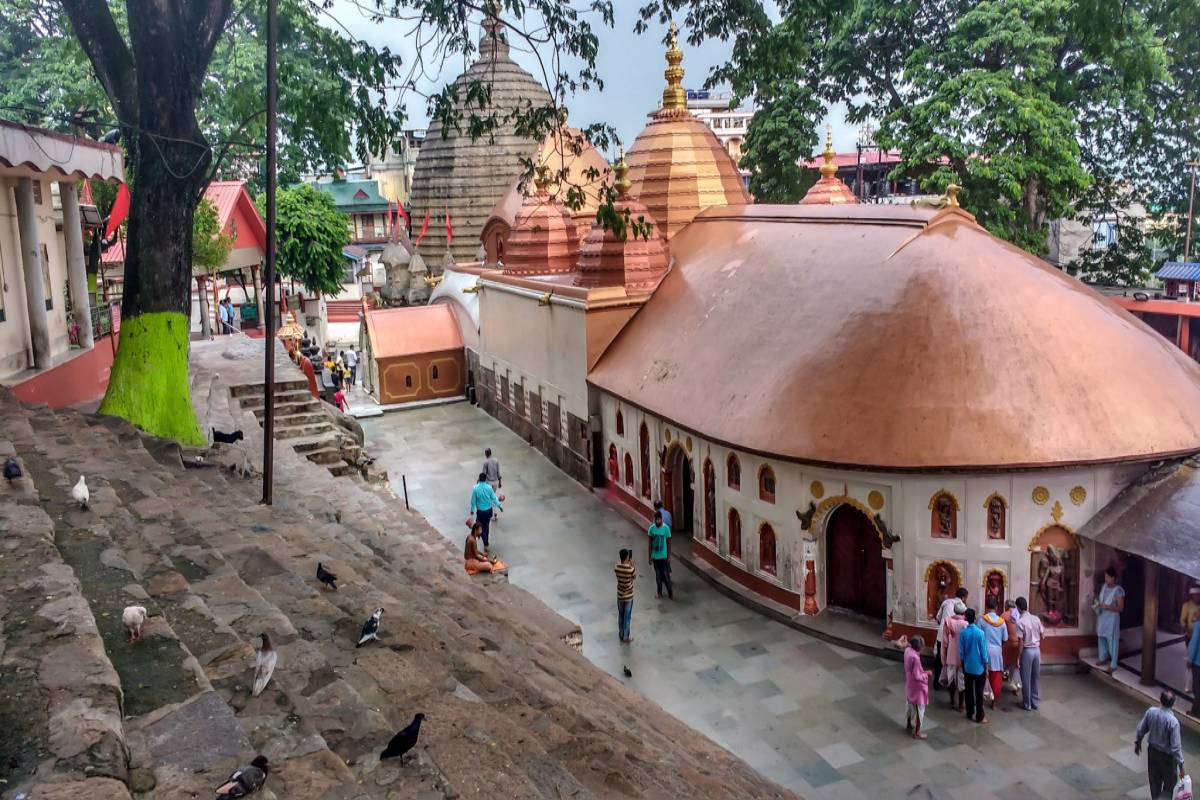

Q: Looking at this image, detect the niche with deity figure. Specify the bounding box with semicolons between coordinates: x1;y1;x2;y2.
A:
925;560;962;619
983;568;1007;609
1029;526;1079;626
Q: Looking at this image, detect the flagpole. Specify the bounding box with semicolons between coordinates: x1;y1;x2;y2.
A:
262;0;278;505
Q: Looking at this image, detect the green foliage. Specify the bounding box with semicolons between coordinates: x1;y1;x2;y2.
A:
1067;222;1156;287
740;84;821;202
258;184;350;297
192;197;233;273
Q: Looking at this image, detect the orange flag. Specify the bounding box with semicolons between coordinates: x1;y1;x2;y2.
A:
104;183;131;239
415;210;430;247
444;205;453;246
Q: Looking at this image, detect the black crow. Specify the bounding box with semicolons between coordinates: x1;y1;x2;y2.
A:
622;666;632;678
357;607;384;647
213;428;244;444
316;562;338;591
3;458;20;483
380;713;425;761
214;754;269;798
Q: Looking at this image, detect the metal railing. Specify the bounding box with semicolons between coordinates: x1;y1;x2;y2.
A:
90;303;115;340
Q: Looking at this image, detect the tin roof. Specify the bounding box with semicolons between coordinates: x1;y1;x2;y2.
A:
1157;261;1200;282
364;304;463;360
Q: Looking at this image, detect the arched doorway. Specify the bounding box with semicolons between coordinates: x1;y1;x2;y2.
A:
662;446;694;535
826;504;886;618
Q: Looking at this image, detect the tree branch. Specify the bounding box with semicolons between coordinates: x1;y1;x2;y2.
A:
59;0;137;122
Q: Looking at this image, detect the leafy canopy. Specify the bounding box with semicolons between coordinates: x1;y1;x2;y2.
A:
257;184;350;297
192;197;234;273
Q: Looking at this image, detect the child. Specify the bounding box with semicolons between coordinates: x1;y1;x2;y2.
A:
905;635;932;739
615;549;636;643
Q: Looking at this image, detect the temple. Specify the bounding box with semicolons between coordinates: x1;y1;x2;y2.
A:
388;17;1200;680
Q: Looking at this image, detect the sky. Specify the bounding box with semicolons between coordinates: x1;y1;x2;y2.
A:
325;1;862;160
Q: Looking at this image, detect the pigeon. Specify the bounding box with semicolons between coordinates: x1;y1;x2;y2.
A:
71;475;89;510
3;457;20;483
380;713;425;761
214;754;269;798
622;665;632;678
122;605;148;641
316;562;338;591
212;428;244;444
251;633;277;697
357;607;384;648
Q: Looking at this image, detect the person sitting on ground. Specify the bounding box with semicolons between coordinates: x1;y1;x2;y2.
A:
464;523;506;574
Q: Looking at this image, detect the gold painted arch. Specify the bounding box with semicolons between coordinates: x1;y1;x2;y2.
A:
981;492;1008;510
813;494;888;547
923;559;964;585
981;567;1009;589
927;489;961;512
1028;521;1080;551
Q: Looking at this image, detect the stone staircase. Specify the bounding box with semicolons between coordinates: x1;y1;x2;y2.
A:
0;379;794;800
230;379;363;478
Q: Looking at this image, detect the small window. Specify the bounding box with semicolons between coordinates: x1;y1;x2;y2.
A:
703;459;716;543
616;410;624;436
728;508;742;559
758;465;776;503
759;523;777;575
431;365;439;380
624;453;634;488
929;491;958;539
726;454;741;490
404;375;413;388
608;444;619;483
32;182;43;205
639;422;651;500
40;244;52;310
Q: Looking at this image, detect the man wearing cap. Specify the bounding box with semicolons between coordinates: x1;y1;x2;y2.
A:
940;599;969;710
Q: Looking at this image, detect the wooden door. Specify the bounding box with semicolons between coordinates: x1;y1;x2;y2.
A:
826;504;885;617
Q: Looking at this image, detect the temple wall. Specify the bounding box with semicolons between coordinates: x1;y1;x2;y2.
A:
598;390;1147;652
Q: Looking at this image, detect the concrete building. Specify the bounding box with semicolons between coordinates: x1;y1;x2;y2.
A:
0;119;123;404
685;88;752;183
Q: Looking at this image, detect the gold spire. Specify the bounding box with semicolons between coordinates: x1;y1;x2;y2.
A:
614;146;631;198
661;22;686;112
818;125;837;178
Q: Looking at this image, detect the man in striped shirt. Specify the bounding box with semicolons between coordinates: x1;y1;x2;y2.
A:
615;549;636;643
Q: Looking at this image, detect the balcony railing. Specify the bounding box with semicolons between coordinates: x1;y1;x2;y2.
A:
90;303;114;340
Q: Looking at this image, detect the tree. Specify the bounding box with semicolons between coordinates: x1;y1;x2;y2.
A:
192;197;234;338
48;0;612;444
259;184;350;297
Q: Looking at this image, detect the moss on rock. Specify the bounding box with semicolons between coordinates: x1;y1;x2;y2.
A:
98;312;205;445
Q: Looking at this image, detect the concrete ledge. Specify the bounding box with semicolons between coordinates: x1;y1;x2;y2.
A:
1083;659;1200;736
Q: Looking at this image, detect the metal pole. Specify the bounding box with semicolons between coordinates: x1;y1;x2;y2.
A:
262;0;277;505
402;474;409;510
856;143;863;201
1185;161;1198;262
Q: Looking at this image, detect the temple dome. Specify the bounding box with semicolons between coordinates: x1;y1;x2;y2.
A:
502;169;581;276
575;153;669;292
589;202;1200;470
624;26;750;240
408;13;553;261
800;126;858;205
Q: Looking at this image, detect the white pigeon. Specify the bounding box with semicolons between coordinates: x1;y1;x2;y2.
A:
356;607;384;648
71;475;89;510
251;633;277;697
122;605;148;641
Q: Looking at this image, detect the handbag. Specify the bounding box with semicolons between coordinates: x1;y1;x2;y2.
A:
1174;774;1192;800
465;514;475;528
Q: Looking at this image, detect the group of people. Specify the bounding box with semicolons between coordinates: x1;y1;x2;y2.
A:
217;297;238;335
905;587;1047;738
610;500;677;645
318;349;358;412
464;449;506;574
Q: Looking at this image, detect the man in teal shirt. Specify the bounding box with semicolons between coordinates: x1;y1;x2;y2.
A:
469;472;502;549
648;510;673;599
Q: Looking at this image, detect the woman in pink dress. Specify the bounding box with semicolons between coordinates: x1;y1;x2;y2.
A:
905;635;932;739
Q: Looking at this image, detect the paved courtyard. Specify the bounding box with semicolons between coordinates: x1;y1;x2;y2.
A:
362;401;1200;799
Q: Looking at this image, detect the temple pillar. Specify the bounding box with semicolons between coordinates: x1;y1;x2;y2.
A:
59;181;94;350
15;178;51;369
1141;560;1159;687
1178;316;1191;355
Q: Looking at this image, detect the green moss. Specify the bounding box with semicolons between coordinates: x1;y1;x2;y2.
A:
98;311;205;445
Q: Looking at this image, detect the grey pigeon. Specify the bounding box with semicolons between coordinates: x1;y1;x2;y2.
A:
357;607;383;647
214;754;268;798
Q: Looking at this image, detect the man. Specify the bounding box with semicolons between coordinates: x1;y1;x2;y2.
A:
653;499;672;532
648;510;673;600
959;608;989;724
468;472;502;550
1134;691;1186;799
483;449;501;492
935;587;969;692
1014;596;1044;711
1189;618;1200;716
344;347;358;386
615;549;636;643
940;600;968;710
219;298;234;334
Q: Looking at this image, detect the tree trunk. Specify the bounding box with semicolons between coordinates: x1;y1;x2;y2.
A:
97;130;211;445
196;274;212;338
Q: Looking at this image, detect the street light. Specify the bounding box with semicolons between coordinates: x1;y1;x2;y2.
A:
1185;160;1198;262
262;0;277;505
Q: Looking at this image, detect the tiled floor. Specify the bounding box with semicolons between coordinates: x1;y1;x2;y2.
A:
362;402;1200;799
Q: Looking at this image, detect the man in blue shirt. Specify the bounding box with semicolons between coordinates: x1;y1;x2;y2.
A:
959;607;989;724
1135;691;1186;799
469;472;502;550
653;499;672;532
648;511;673;599
1189;619;1200;716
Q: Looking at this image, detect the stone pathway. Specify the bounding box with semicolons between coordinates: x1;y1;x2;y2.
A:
363;401;1200;800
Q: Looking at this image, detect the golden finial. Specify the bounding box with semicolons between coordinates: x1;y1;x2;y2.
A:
614;145;631;198
944;183;961;208
818;125;837;178
661;22;686;112
533;163;550;194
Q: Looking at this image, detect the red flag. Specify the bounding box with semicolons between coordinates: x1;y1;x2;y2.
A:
444;205;453;246
415;211;430;247
104;183;131;239
397;201;410;229
387;200;395;239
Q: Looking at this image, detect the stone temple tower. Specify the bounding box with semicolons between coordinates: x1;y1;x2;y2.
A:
408;8;553;263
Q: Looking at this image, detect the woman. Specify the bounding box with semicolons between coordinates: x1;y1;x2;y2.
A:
464;523;506;575
1095;566;1125;672
980;596;1008;709
904;635;932;739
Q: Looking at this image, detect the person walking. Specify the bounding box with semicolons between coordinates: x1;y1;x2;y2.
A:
1014;596;1044;710
940;599;968;710
483;448;502;522
980;596;1008;710
615;549;636;643
219;297;235;335
959;608;989;724
344;347;358;386
468;472;502;550
934;587;969;693
1134;691;1186;799
653;499;672;532
1095;566;1125;673
648;510;673;600
904;635;932;739
1189;618;1200;716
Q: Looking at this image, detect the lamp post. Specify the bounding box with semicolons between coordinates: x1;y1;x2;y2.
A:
855;120;875;203
1186;160;1198;262
262;0;277;505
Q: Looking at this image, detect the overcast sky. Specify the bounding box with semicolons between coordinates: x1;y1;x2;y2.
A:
326;1;862;159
